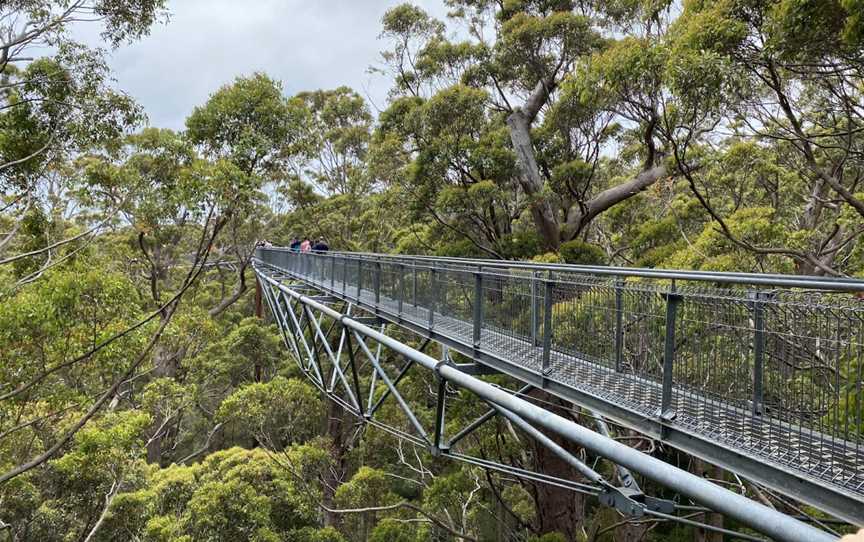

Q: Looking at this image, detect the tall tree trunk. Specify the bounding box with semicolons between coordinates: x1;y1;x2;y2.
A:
529;392;586;539
146;312;182;465
507;110;561;251
322;398;349;528
691;458;724;542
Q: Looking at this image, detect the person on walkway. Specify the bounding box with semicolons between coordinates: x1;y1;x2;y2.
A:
312;238;329;253
300;238;312;253
289;237;301;253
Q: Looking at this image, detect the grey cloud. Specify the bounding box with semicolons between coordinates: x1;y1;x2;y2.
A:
78;0;450;130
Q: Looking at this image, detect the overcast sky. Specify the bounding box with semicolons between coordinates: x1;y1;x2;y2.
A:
77;0;451;130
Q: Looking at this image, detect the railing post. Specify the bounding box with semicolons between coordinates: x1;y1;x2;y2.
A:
751;291;767;415
661;281;681;420
428;264;437;329
614;278;624;372
542;277;553;377
341;257;347;296
330;256;336;289
473;269;483;350
356;259;363;301
397;263;405;316
531;271;540;347
412;260;418;307
374;259;381;311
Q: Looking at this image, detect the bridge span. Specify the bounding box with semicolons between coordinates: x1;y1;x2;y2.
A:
253;248;864;540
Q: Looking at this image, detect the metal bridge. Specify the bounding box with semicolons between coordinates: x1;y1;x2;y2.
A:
253;248;864;541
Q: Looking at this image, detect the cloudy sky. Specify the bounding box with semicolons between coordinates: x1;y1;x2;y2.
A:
78;0;451;130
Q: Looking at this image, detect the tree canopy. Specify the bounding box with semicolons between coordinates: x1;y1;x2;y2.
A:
1;1;863;541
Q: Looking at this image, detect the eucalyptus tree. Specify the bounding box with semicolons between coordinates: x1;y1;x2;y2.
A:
289;86;374;198
374;1;673;253
0;0;167;274
663;0;864;276
186;73;301;316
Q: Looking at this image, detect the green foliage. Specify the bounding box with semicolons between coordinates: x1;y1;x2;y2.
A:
335;467;401;542
369;518;417;542
558;240;606;265
186;73;299;177
102;447;324;541
217;377;322;448
289;87;373;196
0;46;145;190
665;207;793;272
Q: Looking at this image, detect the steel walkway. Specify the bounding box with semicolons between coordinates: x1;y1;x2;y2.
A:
254;248;864;528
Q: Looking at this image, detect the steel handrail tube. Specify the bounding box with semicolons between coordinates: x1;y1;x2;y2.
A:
262;247;864;291
255;268;836;542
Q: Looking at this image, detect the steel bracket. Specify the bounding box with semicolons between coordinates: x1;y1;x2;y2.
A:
598;486;646;518
598;487;675;518
453;362;500;376
353;316;384;326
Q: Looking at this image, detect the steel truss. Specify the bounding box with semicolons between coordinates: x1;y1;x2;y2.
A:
255;262;838;542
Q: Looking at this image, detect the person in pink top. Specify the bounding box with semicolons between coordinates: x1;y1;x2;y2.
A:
300;238;312;253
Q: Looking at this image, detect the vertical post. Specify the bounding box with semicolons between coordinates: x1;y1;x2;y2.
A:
531;271;540;347
615;279;624;372
473;269;483;350
412;260;418;307
752;291;766;415
374;260;381;311
356;259;362;301
397;263;405;316
542;278;553;377
428;265;437;329
331;256;336;289
661;281;680;418
434;374;447;453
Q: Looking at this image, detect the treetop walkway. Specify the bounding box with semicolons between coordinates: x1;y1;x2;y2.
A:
254;248;864;540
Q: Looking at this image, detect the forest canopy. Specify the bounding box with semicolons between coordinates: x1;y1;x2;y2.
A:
1;1;863;541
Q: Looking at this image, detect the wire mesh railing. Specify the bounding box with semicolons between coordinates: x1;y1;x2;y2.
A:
255;248;864;496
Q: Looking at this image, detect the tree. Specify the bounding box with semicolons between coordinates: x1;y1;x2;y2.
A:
661;0;864;276
290;87;374;198
186;73;301;314
0;1;166;272
375;1;670;253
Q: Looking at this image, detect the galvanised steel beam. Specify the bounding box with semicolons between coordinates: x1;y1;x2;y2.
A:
256;267;837;542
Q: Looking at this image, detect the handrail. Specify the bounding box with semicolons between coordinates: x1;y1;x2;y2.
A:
262;247;864;292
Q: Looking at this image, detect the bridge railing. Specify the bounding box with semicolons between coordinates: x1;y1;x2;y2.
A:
256;248;864;493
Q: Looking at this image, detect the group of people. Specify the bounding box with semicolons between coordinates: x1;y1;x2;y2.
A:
254;237;330;253
289;237;329;253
